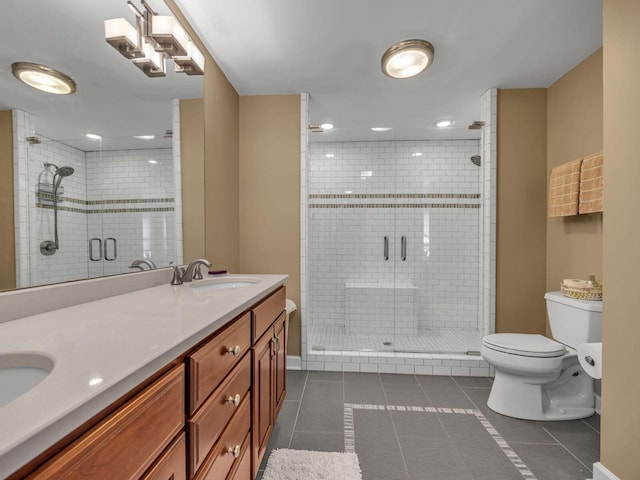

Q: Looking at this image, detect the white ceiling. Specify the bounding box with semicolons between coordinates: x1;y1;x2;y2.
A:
174;0;602;142
0;0;202;151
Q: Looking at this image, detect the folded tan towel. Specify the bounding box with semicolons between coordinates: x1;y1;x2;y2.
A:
548;158;582;217
579;151;603;214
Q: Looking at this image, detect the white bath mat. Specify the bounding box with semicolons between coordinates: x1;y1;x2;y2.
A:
262;449;362;480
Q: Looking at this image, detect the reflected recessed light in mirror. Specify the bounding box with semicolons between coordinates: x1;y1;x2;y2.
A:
361;171;373;177
148;159;158;164
325;153;335;158
320;123;334;130
86;133;102;140
89;378;103;386
435;120;454;128
371;127;392;132
344;190;353;194
134;135;156;140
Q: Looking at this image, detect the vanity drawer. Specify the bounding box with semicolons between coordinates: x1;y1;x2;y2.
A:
252;286;285;342
141;433;186;480
225;434;251;480
193;396;251;480
188;312;251;414
188;354;251;476
29;365;184;480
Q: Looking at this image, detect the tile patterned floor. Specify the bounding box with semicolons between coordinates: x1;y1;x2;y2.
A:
310;325;484;353
257;370;600;480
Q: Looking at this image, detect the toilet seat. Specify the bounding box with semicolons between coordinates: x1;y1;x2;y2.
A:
483;333;566;358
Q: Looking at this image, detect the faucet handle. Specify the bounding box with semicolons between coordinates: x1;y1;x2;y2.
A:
193;264;204;280
171;265;184;285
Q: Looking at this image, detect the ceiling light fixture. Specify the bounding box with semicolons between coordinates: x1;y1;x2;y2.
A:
105;0;204;78
86;133;102;140
371;127;392;132
435;120;454;128
11;62;77;95
308;124;334;133
381;39;434;79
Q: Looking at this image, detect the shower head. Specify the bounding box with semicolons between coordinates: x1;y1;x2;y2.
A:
470;155;481;167
52;165;74;191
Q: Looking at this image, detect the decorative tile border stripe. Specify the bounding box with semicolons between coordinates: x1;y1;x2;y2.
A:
310;193;481;199
36;192;174;206
474;410;538;480
36;203;174;214
344;403;537;480
310;203;480;209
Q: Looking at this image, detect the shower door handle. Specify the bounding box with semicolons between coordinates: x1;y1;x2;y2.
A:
104;237;117;261
89;238;102;261
401;236;407;261
384;236;389;261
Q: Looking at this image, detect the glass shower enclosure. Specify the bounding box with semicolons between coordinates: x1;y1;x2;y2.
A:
307;139;483;354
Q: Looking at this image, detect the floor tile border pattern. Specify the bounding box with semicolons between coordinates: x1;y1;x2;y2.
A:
343;403;537;480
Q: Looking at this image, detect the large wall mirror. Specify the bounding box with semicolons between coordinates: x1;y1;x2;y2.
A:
0;0;203;291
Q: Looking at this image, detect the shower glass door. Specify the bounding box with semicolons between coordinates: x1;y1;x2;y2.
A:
307;139;482;354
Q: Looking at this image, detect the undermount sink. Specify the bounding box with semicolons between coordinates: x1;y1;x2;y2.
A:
0;352;54;408
189;276;261;290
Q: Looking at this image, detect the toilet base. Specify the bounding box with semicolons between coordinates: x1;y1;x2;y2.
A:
487;360;595;421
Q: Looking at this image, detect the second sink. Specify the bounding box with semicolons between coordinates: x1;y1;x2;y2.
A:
0;352;54;408
189;276;261;290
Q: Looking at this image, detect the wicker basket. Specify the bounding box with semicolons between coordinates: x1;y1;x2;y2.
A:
560;282;603;301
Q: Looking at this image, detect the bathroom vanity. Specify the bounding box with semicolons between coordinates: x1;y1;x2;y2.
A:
0;273;288;480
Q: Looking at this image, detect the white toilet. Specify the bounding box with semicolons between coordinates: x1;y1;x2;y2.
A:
481;291;602;421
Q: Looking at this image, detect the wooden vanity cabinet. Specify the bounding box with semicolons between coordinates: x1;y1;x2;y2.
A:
27;365;185;480
251;287;287;479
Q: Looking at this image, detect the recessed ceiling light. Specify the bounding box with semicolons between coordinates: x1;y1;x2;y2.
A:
320;123;334;130
435;120;454;128
381;39;434;79
148;159;158;164
86;133;102;140
326;153;335;158
12;62;77;95
371;127;392;132
134;135;156;140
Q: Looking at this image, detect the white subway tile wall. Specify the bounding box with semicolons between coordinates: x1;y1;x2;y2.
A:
307;139;481;354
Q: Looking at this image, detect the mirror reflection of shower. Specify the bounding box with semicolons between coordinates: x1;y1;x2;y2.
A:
39;162;75;255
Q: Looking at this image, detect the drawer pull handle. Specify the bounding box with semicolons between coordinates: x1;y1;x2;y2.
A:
226;394;241;406
226;345;241;357
227;445;241;458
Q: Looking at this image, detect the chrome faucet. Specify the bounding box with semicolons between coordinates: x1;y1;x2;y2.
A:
181;259;212;282
128;259;158;271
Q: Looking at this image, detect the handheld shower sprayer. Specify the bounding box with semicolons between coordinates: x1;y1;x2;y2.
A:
40;163;75;255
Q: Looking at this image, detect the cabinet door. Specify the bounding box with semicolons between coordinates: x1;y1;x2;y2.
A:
251;330;274;478
273;311;287;418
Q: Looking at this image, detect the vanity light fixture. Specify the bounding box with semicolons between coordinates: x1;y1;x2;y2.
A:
381;39;434;79
86;133;102;140
105;0;204;78
371;127;392;132
435;119;454;128
320;123;334;130
11;62;77;95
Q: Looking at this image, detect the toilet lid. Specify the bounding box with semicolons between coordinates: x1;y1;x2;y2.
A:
483;333;566;358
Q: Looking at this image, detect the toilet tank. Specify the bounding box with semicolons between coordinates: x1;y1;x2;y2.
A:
545;291;602;348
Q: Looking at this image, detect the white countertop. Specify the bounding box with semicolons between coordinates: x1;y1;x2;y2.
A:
0;274;287;479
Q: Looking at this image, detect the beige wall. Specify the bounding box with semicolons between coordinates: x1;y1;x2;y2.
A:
167;0;240;273
546;49;603;296
239;95;301;355
496;89;548;334
602;1;640;477
0;110;15;291
179;99;205;262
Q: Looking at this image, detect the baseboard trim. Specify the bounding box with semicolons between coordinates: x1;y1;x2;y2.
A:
287;355;302;370
594;393;601;415
593;462;620;480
